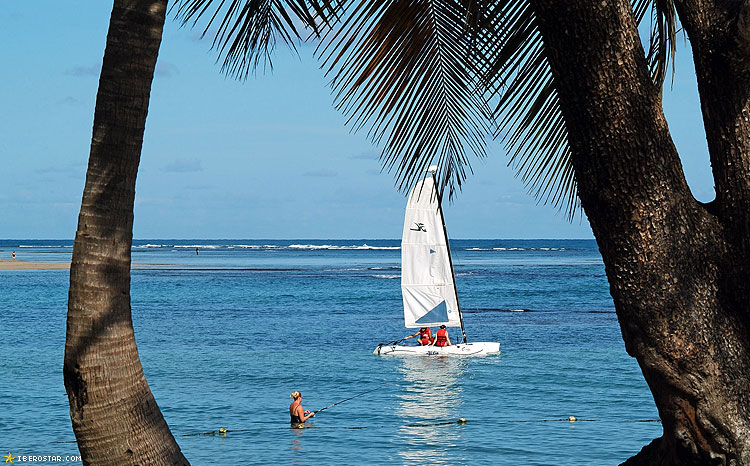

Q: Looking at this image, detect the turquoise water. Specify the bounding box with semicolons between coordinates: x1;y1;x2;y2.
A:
0;240;660;465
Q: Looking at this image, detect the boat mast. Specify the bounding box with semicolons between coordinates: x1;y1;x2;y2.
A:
429;167;467;344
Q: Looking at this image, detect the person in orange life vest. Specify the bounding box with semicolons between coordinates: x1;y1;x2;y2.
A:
433;325;451;347
405;327;433;345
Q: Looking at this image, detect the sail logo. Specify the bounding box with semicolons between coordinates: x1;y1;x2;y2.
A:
410;222;426;232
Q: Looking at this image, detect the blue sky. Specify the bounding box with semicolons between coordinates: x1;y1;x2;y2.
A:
1;4;713;239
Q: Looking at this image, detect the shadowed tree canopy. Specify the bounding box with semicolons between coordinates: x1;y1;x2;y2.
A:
315;0;680;214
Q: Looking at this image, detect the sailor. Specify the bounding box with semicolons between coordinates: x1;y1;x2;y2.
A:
289;392;315;426
404;327;433;345
433;325;451;347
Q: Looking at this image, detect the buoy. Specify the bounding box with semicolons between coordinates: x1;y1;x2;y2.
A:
457;418;467;424
219;427;227;435
568;416;577;422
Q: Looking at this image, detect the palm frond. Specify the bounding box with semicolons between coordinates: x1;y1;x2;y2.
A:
318;0;495;199
479;0;676;218
647;0;678;89
172;0;678;219
477;1;579;217
171;0;338;78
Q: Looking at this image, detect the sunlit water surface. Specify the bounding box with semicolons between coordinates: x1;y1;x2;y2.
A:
0;240;660;465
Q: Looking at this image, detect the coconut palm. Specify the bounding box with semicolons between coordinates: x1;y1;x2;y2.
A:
64;1;333;463
306;1;750;464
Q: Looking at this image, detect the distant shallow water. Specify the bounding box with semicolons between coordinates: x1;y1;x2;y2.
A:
0;239;660;465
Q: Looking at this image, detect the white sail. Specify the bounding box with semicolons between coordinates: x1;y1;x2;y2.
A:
401;175;461;328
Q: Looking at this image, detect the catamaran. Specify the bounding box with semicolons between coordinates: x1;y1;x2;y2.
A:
374;167;501;356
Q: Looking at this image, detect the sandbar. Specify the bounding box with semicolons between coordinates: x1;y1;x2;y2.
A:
0;259;70;270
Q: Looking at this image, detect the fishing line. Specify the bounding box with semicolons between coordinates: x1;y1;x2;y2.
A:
182;388;380;437
181;418;470;436
179;417;661;437
506;417;660;423
184;427;238;437
53;416;663;443
312;387;380;414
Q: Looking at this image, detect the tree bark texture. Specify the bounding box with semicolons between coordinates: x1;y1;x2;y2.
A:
63;1;189;464
529;0;750;464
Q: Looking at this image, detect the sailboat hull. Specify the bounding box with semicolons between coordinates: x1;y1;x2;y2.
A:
374;342;500;356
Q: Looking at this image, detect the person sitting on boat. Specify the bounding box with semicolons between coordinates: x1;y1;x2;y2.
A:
404;327;433;345
433;325;451;347
289;392;314;426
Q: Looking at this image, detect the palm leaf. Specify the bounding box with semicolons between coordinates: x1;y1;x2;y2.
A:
640;0;678;90
318;0;675;214
479;0;677;218
171;0;338;77
172;0;678;217
474;1;577;216
317;0;495;199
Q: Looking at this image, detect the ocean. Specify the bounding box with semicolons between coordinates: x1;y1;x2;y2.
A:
0;239;660;465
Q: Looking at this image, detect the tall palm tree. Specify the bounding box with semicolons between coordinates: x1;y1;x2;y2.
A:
65;1;332;463
64;3;189;463
300;1;750;464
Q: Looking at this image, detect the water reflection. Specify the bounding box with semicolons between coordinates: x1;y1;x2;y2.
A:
289;426;305;466
395;357;468;464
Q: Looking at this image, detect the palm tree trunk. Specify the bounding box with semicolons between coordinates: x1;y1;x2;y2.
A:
64;1;189;464
529;0;750;464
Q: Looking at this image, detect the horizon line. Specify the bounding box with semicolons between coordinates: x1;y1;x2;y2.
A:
1;237;596;242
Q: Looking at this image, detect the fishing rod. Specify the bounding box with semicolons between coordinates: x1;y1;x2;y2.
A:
312;387;379;415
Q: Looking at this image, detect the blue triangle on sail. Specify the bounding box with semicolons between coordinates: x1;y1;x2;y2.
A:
429;249;436;254
416;300;449;324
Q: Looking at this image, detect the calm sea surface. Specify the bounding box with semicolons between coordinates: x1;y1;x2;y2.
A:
0;239;660;465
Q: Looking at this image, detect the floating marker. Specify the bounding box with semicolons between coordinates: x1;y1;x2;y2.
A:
457;418;467;424
568;416;577;422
